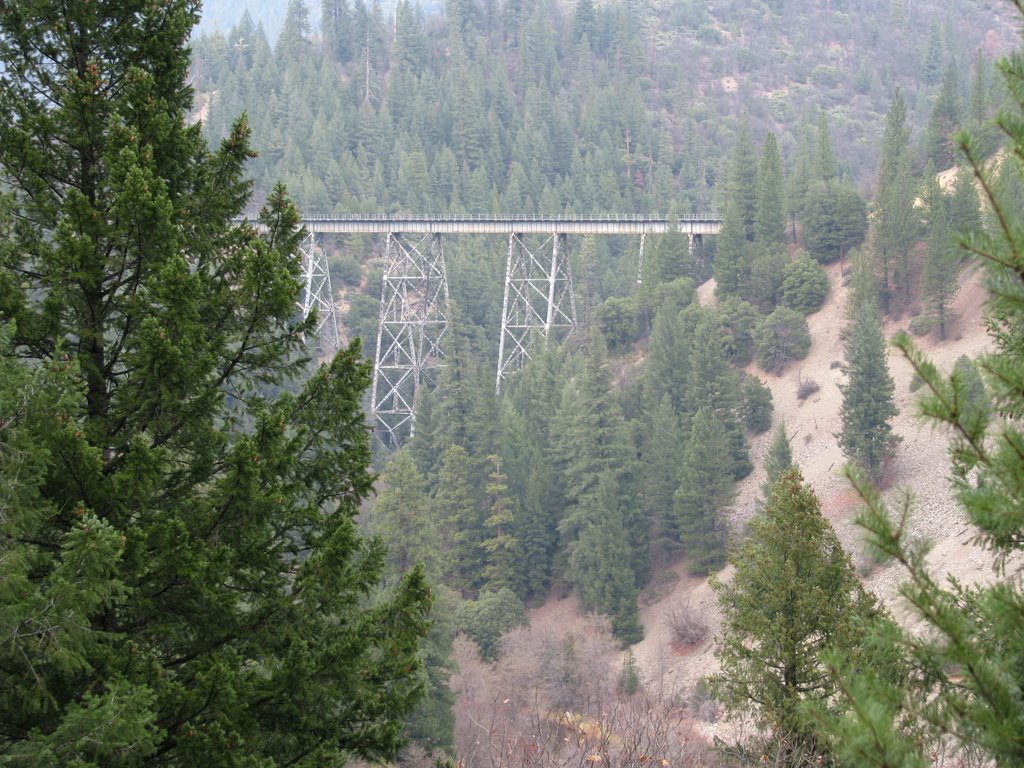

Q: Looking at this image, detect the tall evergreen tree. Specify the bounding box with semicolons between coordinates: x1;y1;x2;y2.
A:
322;0;354;63
368;449;456;756
0;0;430;762
838;292;900;484
925;61;965;169
556;339;647;589
673;406;734;575
729;119;760;242
760;422;794;503
277;0;312;58
432;443;486;596
481;455;520;592
641;299;694;412
873;89;918;313
686;313;752;480
802;181;868;266
949;163;982;235
755;132;787;247
712;468;888;761
921;168;960;339
815;113;838;183
643;394;686;560
371;449;439;577
570;473;645;645
713;198;752;300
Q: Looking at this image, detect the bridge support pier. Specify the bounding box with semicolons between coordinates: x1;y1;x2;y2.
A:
371;232;449;447
496;233;577;393
297;232;341;352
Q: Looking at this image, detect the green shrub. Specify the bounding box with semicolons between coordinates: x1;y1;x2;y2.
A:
717;297;760;366
456;588;528;662
908;313;937;337
741;374;774;434
596;295;640;351
749;248;789;313
810;64;839;88
697;24;721;43
781;253;829;314
755;307;812;374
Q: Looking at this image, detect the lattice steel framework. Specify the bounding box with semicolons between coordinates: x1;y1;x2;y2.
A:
496;233;577;393
371;233;449;447
297;232;341;352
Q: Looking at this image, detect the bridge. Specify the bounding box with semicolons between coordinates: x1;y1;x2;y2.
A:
274;213;723;446
298;213;722;236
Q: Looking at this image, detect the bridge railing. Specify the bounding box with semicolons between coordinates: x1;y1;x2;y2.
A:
290;212;721;222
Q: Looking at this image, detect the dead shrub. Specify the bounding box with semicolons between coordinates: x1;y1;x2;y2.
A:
796;372;820;400
664;600;708;646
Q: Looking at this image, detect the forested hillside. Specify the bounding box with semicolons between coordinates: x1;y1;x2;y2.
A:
3;0;1024;764
190;0;1015;367
193;0;1014;211
189;0;1019;766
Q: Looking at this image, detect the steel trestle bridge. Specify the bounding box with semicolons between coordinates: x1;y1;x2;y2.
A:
269;213;723;446
298;213;722;236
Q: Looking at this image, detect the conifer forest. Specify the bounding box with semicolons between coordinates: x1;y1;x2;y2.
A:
3;0;1024;765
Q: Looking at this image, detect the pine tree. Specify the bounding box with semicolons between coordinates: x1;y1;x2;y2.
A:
643;299;692;411
948;163;982;235
556;340;647;589
755;132;787;247
760;423;794;503
922;22;943;84
921;169;960;340
838;291;900;485
481;455;520;593
277;0;312;59
644;394;686;559
0;1;430;762
802;181;868;266
369;449;456;755
873;89;917;313
729;119;760;242
433;443;486;596
674;407;734;575
711;468;888;760
571;0;597;44
713;199;752;300
323;0;354;63
925;62;965;169
815;113;838;183
371;449;440;577
570;473;644;645
828;22;1024;762
686;312;752;479
786;121;815;242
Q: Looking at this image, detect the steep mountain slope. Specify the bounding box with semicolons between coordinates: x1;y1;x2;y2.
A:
594;259;992;718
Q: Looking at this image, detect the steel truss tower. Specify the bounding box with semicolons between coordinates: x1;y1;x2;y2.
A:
297;232;341;352
496;232;577;393
371;232;449;447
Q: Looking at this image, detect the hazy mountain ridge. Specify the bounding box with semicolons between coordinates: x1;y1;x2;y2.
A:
195;0;444;41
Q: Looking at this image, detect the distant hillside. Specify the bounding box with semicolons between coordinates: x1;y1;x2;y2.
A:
195;0;444;41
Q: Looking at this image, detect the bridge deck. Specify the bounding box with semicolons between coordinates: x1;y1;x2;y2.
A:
240;214;722;235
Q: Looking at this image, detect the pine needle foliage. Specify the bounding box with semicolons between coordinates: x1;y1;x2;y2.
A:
0;1;431;764
837;294;900;485
825;5;1024;763
711;468;886;762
